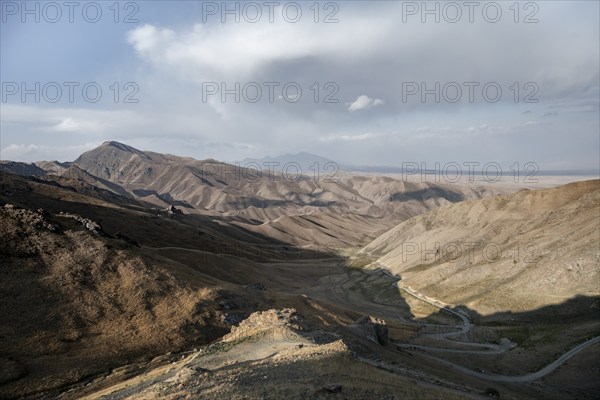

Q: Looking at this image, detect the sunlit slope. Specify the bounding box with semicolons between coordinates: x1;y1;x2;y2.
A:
361;180;600;314
70;141;505;221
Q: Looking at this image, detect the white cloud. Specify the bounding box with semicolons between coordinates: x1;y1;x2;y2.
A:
321;132;377;142
125;12;393;81
49;117;107;133
466;124;497;134
320;131;406;142
127;24;175;55
1;142;102;162
1;104;147;135
1;2;598;169
347;95;385;112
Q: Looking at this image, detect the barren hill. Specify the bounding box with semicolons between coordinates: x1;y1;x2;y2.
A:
0;141;513;250
43;141;508;247
0;203;243;398
361;180;600;314
66;142;503;219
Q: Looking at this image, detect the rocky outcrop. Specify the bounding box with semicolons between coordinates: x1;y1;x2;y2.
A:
1;204;59;233
152;205;184;219
166;205;183;219
348;315;388;345
224;308;307;340
221;313;246;325
58;212;106;236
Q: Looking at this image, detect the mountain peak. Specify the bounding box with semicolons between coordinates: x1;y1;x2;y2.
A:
100;141;140;153
74;141;147;165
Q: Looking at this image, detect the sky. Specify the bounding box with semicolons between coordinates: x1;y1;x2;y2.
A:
1;0;599;171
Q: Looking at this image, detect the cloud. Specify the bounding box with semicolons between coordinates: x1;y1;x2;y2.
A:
542;111;558;118
467;125;492;133
548;99;599;113
127;24;175;55
319;131;413;142
347;95;385;112
1;104;147;135
1;2;598;169
48;117;108;133
1;143;102;162
320;132;377;142
126;18;390;80
465;124;510;135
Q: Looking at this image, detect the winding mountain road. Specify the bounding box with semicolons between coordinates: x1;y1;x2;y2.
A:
376;261;471;337
423;336;600;382
375;260;600;382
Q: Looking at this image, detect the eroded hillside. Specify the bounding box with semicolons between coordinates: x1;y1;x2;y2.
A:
361;180;600;314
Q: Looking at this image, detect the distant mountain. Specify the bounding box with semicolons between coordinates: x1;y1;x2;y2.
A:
0;161;46;177
239;153;412;174
341;164;405;173
239;152;339;177
67;142;502;217
34;160;72;175
4;141;509;246
241;152;600;176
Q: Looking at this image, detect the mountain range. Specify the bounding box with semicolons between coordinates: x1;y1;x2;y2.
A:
0;142;598;399
1;141;507;247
